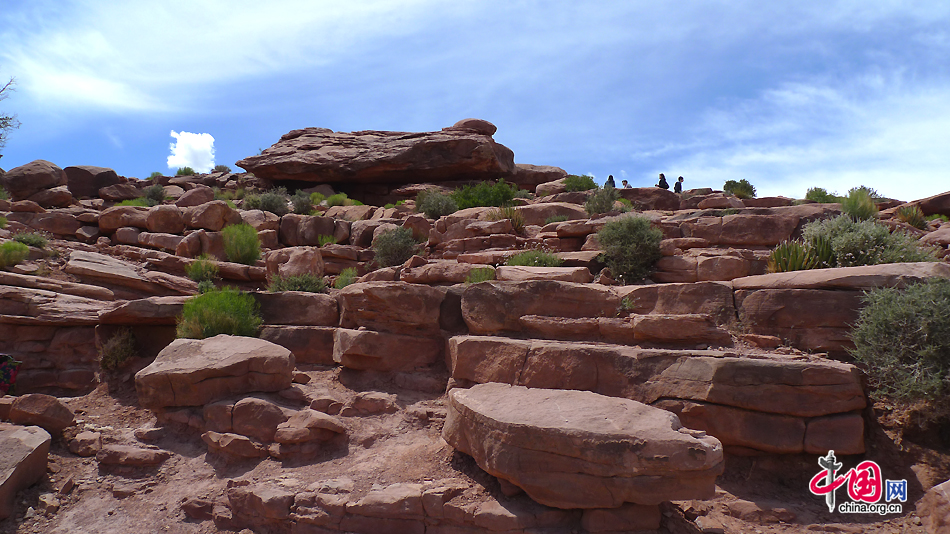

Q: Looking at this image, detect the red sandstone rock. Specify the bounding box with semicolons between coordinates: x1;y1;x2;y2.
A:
8;394;75;434
0;424;51;520
0;160;67;201
96;445;170;466
338;282;446;335
64;165;122;199
264;246;324;279
182;200;241;231
333;328;441;371
145;205;185;234
174;184;214;207
98;206;149;233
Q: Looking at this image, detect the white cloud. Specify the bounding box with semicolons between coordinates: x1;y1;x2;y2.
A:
167;131;215;172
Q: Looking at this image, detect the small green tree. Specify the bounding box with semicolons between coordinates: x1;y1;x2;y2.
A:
597;216;663;283
213;164;232;173
176;167;197;176
723;179;756;199
221;224;261;265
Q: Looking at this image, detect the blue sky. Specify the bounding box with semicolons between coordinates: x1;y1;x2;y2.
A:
1;1;949;200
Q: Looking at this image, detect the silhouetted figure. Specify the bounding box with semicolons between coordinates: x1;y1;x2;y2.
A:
605;175;616;188
674;176;684;193
621;179;631;188
656;173;669;189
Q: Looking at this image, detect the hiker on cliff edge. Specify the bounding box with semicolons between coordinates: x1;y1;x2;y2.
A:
605;175;616;188
674;176;684;194
656;173;669;189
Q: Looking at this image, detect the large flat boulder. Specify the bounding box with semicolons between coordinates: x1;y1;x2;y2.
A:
135;334;294;409
733;262;950;290
0;160;67;201
0;424;51;519
443;383;724;508
235;120;515;184
0;285;108;325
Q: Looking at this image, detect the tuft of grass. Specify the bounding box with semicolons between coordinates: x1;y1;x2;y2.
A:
465;267;496;284
851;278;950;401
563;174;597;192
505;250;563;267
317;234;337;247
383;203;395;209
310;192;327;205
544;215;569;225
12;231;48;249
326;193;348;207
99;327;137;371
176;288;262;339
723;179;756;199
117;198;151;207
416;190;458;219
451;179;518;209
185;254;219;283
333;267;359;289
767;240;819;273
895;205;927;230
487;205;526;234
840;186;879;221
372;227;419;267
0;241;30;268
243;193;261;210
597;216;663;284
176;167;196;176
268;273;327;293
221;223;261;265
584;186;620;216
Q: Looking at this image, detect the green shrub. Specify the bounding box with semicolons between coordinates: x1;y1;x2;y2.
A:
243;193;261;210
564;174;597;192
334;267;359;289
372;227;418;267
326;193;348;207
185;254;219;282
213;164;232;173
802;215;937;267
723;179;756;199
544;215;569;225
465;267;496;284
505;250;563;267
12;232;48;249
144;184;166;205
767;241;819;273
176;167;196;176
0;187;7;200
487;206;525;234
451;179;517;209
597;217;663;284
0;216;6;229
214;187;245;202
221;223;261;265
383;203;395;209
514;188;531;199
0;241;30;268
176;288;262;339
310;192;326;205
148;171;163;179
928;214;950;223
840;186;878;220
197;280;216;294
851;278;950;400
268;273;326;293
291;190;313;215
258;188;289;216
344;198;364;206
584;186;620;216
117;198;151;207
805;187;840;204
317;234;337;247
416;190;458;219
895;205;927;229
99;327;137;371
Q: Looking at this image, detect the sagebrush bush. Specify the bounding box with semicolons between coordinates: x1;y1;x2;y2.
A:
197;280;216;294
12;232;48;249
451;179;517;209
99;328;136;371
0;241;29;268
802;215;937;267
487;206;525;234
564;174;597;192
597;216;663;283
505;250;563;267
268;273;326;293
176;167;196;176
310;192;326;205
334;267;359;289
465;267;496;284
851;278;950;400
213;164;232;173
584;186;620;216
291;190;313;215
258;187;289;216
805;187;840;204
416;190;458;219
840;186;879;221
221;224;261;265
372;227;418;267
896;205;927;229
185;254;219;282
243;194;261;210
176;288;262;339
144;184;166;205
723;179;756;199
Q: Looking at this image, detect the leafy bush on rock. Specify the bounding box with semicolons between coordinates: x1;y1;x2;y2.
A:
222;223;261;265
801;215;937;268
505;250;563;267
176;288;262;339
372;227;418;267
597;216;662;284
723;179;756;199
416;190;458;219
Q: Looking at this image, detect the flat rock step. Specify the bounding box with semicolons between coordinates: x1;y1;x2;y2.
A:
443;383;724;508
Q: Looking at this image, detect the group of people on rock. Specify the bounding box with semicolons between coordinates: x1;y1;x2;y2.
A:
604;173;685;193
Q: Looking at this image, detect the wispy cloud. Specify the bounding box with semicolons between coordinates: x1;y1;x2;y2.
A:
167;131;215;172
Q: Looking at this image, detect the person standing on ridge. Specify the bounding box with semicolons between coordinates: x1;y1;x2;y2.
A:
605;175;616;188
621;179;631;188
656;173;669;189
674;176;684;194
